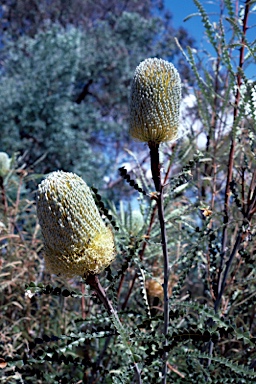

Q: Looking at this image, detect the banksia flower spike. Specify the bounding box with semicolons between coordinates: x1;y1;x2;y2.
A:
36;171;115;278
129;58;182;380
130;58;181;144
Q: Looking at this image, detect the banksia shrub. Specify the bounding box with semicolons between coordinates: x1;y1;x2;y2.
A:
36;171;115;277
129;57;181;144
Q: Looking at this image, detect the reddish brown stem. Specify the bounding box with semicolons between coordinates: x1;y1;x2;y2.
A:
121;272;137;310
0;177;8;215
81;282;86;320
218;0;251;303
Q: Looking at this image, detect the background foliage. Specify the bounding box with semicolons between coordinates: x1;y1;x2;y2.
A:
0;0;193;193
0;0;256;383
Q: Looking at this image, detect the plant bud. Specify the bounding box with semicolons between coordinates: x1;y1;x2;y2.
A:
130;58;181;144
36;171;115;277
0;152;11;178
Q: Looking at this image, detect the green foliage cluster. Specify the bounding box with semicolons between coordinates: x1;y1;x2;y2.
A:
0;0;256;383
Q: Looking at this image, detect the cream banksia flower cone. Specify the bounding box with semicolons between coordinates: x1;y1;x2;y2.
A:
130;58;181;144
36;171;115;278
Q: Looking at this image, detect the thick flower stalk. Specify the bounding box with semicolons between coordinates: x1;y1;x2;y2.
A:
129;58;182;384
129;57;181;144
36;171;115;277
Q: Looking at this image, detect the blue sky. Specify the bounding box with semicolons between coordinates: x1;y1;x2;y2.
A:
165;0;256;79
166;0;256;40
165;0;206;36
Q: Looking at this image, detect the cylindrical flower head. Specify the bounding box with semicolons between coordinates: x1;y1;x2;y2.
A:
130;58;181;144
36;171;115;278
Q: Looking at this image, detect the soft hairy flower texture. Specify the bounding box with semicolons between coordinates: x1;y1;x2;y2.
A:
36;171;115;277
130;58;181;144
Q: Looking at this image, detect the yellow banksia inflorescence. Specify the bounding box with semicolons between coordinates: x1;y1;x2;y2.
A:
36;171;115;278
130;58;181;144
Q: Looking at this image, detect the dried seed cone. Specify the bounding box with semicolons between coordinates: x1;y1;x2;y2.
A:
36;171;115;277
146;279;164;300
130;58;181;144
